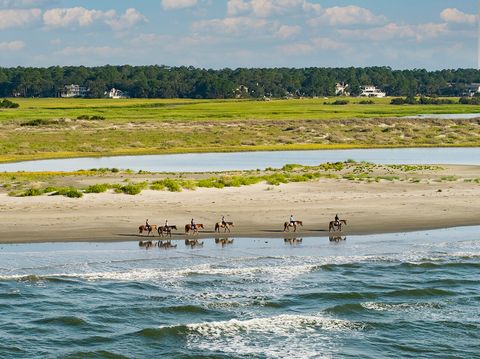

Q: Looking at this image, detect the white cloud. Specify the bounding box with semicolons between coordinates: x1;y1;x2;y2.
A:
0;8;41;29
105;8;146;31
309;5;386;26
43;7;145;31
0;40;25;51
275;24;301;39
440;8;476;25
226;0;304;17
192;16;270;35
227;0;250;16
43;7;109;27
338;22;449;42
161;0;197;10
279;42;313;55
278;36;342;55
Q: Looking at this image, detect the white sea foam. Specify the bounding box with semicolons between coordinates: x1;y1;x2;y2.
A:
178;314;364;358
185;314;364;335
361;301;443;312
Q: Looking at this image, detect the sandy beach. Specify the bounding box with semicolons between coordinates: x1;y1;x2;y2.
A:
1;165;479;243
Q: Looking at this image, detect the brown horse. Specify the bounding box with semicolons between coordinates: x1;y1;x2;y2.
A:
185;238;204;247
138;224;157;237
329;220;347;232
158;225;177;238
139;240;154;249
185;223;204;235
215;238;234;246
215;222;234;233
283;220;303;232
157;240;177;249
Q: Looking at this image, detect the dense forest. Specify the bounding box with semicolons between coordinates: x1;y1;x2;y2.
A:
0;65;479;99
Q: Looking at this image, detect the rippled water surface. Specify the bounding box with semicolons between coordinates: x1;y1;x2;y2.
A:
1;227;479;358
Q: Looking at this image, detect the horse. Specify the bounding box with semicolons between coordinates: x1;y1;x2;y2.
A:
215;221;234;233
185;223;204;235
329;235;346;242
158;225;177;238
329;220;347;232
283;220;303;232
215;238;234;246
284;238;303;244
157;240;177;249
139;240;154;249
185;238;204;247
138;224;157;237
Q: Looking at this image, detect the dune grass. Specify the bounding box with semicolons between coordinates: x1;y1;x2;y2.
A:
1;162;461;198
0;97;479;163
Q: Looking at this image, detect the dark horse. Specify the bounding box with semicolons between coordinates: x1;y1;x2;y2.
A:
329;220;347;232
215;221;234;233
138;224;157;237
185;223;204;235
283;220;303;232
158;225;178;238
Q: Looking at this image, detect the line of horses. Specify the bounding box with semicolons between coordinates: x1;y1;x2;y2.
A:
139;219;347;238
139;221;234;237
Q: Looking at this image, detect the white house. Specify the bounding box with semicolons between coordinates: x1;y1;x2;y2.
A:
60;84;89;98
465;83;480;97
335;82;350;96
360;85;386;98
106;88;129;99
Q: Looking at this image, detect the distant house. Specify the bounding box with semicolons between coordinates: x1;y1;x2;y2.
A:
360;85;386;98
335;82;350;96
106;88;129;99
234;85;249;98
465;83;480;97
60;84;89;98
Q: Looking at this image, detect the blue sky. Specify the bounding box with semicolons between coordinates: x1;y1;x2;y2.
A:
0;0;477;69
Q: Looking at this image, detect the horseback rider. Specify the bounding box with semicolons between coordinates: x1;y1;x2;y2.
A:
335;214;340;226
145;219;151;231
164;219;169;231
191;218;195;230
290;214;295;226
221;215;226;226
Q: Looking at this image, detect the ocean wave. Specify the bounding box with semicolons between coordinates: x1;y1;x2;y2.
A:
361;301;444;312
32;315;89;327
139;314;364;339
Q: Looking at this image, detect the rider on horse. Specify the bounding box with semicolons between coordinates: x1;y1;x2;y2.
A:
191;218;196;230
164;219;169;231
145;219;151;231
335;214;340;227
290;214;295;226
221;215;226;226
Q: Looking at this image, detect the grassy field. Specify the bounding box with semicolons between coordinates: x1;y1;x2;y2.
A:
0;97;479;163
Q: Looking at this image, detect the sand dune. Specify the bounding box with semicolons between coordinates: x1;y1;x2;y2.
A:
1;172;479;243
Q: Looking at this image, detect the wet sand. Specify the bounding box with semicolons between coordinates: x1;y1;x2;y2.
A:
1;173;479;243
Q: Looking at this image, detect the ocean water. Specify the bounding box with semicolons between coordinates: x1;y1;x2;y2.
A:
0;227;479;358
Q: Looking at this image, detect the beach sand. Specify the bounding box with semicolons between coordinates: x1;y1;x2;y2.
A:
1;166;479;243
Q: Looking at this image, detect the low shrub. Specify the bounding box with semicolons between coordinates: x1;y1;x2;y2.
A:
117;182;147;195
0;99;19;108
19;188;43;197
84;184;110;193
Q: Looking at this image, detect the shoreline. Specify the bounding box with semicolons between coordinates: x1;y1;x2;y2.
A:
0;223;479;246
1;168;479;244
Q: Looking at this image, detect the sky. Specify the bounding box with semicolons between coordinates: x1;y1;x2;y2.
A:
0;0;478;69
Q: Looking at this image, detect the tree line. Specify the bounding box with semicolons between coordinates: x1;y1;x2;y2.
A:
0;65;479;99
